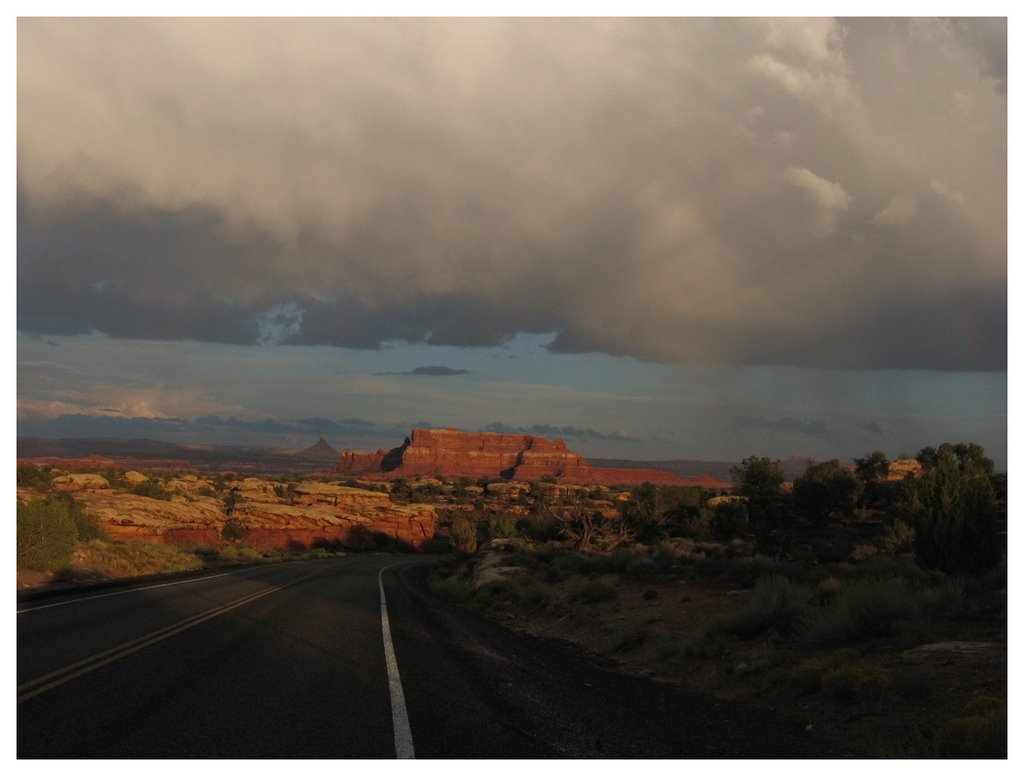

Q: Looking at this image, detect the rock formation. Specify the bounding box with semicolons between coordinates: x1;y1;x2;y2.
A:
20;476;440;553
335;428;684;486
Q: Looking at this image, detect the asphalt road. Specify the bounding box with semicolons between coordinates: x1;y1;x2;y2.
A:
17;555;839;758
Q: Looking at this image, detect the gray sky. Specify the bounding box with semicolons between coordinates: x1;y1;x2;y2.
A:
15;16;1008;466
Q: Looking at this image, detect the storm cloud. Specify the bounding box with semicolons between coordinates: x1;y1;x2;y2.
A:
18;18;1006;370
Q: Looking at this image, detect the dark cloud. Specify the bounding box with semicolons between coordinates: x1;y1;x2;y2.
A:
17;18;1005;371
374;366;472;377
481;422;634;442
18;413;393;448
732;416;832;440
857;421;884;434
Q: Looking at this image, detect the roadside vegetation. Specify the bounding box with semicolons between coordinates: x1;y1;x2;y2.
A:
428;442;1006;759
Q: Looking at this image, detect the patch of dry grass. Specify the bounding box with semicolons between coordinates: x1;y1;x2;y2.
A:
69;539;205;581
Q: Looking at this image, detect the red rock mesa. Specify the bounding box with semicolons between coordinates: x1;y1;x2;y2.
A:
335;428;683;486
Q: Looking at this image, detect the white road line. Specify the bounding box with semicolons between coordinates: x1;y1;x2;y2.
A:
17;565;277;614
378;564;416;759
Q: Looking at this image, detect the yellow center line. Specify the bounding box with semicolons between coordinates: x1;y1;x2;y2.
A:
18;568;321;704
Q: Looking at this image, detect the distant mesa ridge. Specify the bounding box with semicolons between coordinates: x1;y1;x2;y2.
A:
335;427;684;486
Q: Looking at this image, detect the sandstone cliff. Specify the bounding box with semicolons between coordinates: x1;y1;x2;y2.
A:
335;428;684;486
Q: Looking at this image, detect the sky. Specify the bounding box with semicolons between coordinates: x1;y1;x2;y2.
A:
14;13;1009;468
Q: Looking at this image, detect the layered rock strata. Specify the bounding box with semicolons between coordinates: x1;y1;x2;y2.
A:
336;428;684;486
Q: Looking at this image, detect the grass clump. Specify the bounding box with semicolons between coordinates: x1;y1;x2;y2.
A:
801;577;921;645
719;575;811;639
72;539;205;578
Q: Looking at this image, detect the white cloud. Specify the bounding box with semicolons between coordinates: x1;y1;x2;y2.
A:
873;194;918;226
930;178;967;205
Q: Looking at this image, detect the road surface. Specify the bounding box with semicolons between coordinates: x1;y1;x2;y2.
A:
18;555;838;758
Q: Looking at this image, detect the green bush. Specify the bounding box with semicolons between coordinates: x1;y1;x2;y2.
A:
935;696;1006;758
487;513;518;540
17;496;80;571
222;519;246;541
131;480;171;500
517;512;561;542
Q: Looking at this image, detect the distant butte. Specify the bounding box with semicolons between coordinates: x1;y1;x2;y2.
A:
335;428;684;486
297;436;342;461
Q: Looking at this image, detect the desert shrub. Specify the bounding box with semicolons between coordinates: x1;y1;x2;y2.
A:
428;575;475;604
222;519;246;541
801;577;920;645
17;463;54;491
218;544;261;564
132;480;171;500
487;513;518;540
891;670;935;702
878;519;915;553
822;647;861;669
845;552;929;583
449;514;478;556
935;696;1006;758
571;577;618;604
720;575;811;639
17;496;79;571
607;545;642;572
815;576;842;604
765;658;825;698
917;577;965;616
43;492;106;541
517;512;561;542
821;665;888;706
626;556;660;580
515;580;551;607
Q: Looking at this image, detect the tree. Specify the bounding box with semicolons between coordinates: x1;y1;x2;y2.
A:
730;457;791;556
905;445;998;575
854;451;890;484
731;456;786;500
916;443;994;476
793;460;862;527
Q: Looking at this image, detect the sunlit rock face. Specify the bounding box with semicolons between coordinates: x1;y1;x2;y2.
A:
335;428;684;486
61;486;439;552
